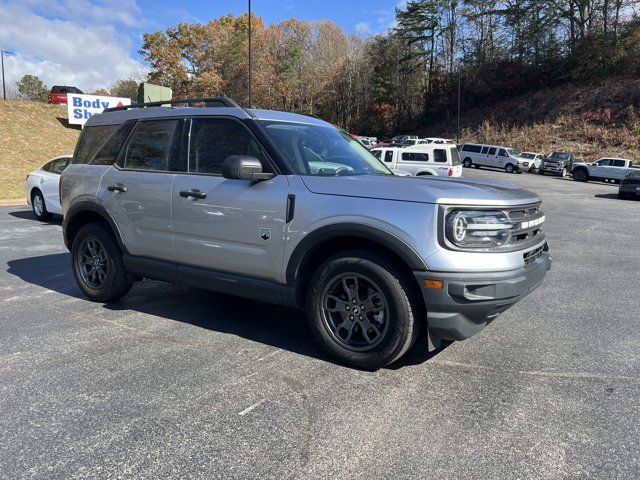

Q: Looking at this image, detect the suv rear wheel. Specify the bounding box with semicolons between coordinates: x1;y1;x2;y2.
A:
71;222;132;302
306;250;421;369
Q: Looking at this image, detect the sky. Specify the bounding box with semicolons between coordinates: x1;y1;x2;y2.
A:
0;0;406;93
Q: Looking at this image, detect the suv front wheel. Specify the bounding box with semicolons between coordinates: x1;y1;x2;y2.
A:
71;222;132;302
306;251;421;369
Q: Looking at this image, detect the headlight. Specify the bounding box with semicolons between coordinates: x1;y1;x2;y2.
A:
445;210;516;248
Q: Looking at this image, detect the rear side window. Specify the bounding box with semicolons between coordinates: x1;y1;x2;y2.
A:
402;152;429;162
488;147;496;155
188;118;266;175
91;121;135;165
371;150;382;159
123;120;181;171
73;125;119;164
462;144;482;153
434;149;447;163
612;160;626;167
384;151;394;163
481;146;489;154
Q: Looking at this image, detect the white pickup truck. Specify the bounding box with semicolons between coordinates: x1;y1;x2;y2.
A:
572;158;636;183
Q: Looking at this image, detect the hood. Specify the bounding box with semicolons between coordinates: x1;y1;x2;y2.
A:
300;175;540;206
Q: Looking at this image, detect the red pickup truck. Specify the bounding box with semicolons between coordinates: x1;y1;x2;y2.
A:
48;86;83;105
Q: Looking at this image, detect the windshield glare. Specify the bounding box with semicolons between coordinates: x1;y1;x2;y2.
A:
258;121;392;176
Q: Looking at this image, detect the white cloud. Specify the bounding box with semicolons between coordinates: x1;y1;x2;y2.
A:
0;0;146;92
355;21;371;37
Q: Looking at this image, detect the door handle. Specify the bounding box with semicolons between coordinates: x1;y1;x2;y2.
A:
107;184;127;193
179;189;206;200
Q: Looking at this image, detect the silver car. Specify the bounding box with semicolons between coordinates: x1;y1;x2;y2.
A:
60;98;551;369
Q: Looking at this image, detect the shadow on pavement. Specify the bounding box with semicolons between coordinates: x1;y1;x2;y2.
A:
7;252;436;369
594;193;623;200
8;210;63;224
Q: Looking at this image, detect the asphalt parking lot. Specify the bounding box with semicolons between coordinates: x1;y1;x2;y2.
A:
1;169;639;479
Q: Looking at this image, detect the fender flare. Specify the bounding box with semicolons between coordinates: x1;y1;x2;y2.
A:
416;169;437;176
285;223;428;284
63;201;127;253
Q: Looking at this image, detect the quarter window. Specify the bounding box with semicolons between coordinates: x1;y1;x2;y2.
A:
189;118;265;175
434;149;447;163
371;150;382;160
462;144;482;153
124;120;181;171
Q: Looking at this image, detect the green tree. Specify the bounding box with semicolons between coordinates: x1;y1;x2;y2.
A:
16;75;48;101
110;79;139;101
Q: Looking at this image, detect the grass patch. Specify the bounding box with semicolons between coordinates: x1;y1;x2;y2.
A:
1;100;80;199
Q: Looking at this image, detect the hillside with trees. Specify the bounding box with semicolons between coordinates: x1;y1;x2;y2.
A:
139;0;640;157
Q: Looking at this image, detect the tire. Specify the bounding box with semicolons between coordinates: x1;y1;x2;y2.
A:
71;222;132;302
306;250;422;370
505;164;515;173
573;169;588;182
618;191;629;200
538;169;545;175
463;158;472;168
31;189;52;221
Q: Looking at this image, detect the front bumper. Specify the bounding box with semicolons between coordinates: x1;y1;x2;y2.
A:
539;164;566;175
414;248;551;342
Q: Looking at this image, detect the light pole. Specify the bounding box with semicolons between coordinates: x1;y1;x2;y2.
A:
456;65;461;144
248;0;252;108
1;50;16;101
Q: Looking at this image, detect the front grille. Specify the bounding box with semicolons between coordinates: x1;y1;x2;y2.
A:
523;244;544;265
505;204;545;246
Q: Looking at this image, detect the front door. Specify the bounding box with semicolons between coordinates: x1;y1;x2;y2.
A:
98;118;183;261
171;117;289;283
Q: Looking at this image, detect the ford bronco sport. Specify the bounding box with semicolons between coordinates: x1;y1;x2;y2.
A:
60;97;551;369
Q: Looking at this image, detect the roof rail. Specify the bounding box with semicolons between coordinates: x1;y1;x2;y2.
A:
103;97;241;113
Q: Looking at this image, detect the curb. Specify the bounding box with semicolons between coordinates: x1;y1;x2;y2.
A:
0;199;27;207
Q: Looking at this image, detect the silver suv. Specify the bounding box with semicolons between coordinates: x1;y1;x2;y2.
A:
61;98;551;369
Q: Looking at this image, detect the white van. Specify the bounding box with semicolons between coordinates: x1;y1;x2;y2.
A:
371;144;463;177
459;143;524;173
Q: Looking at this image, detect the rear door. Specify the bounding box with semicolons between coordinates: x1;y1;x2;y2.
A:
610;159;628;179
171;117;288;283
98;118;183;261
486;147;498;167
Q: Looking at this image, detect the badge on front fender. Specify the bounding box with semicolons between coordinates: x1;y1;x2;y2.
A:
259;227;271;240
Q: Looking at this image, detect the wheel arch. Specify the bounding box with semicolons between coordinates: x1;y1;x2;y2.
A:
286;224;427;306
63;202;127;253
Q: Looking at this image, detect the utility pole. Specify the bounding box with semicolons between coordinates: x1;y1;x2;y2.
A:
248;0;252;108
456;66;461;144
1;50;16;101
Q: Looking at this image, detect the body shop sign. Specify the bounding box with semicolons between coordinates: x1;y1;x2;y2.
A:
67;94;131;126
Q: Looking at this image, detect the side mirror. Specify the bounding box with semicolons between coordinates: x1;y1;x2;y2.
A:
222;155;274;181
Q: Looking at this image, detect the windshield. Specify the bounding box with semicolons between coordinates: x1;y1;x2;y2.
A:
258;120;392;176
520;153;535;159
506;148;519;157
550;152;570;160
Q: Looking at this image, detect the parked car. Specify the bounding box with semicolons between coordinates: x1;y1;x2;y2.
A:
371;144;463;177
26;155;72;219
519;152;544;172
618;168;640;199
60;97;550;369
48;86;83;105
424;137;453;144
356;137;373;149
538;152;574;177
572;158;635;183
459;143;524;173
399;138;430;148
390;135;418;146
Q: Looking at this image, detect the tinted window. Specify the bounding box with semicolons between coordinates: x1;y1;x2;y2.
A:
434;149;447;163
488;147;496;155
498;149;508;157
384;151;394;163
189;118;265;175
401;152;429;162
50;157;70;174
73;125;119;164
124;120;181;171
371;150;382;159
521;153;535;159
612;160;626;167
597;159;611;166
462;144;482;153
481;146;489;154
629;169;640;178
93;121;135;166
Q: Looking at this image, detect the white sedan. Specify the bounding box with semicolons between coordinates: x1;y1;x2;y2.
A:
26;155;72;220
